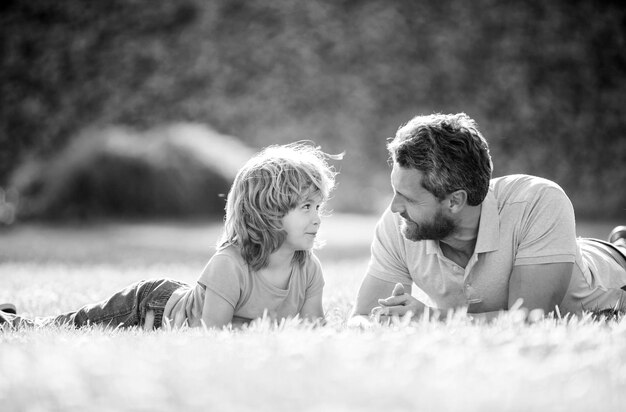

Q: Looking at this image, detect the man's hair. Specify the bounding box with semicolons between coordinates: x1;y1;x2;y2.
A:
387;113;493;206
219;142;339;271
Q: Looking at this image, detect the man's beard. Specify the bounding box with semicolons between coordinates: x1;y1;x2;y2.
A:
401;209;456;241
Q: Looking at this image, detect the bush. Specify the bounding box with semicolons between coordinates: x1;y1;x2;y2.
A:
9;123;254;220
2;0;625;217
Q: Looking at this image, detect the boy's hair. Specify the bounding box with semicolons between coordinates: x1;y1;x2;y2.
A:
219;142;339;271
387;112;493;206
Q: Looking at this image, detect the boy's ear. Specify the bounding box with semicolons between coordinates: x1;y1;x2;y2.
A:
447;190;468;213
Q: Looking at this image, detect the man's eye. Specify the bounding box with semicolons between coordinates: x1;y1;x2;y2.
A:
302;204;311;210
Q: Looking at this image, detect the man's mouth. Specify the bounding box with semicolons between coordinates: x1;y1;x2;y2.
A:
400;214;415;224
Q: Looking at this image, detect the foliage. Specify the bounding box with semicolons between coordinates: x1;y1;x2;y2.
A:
1;0;625;216
9;123;253;219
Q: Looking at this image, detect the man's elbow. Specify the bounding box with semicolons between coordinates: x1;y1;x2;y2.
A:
347;312;373;328
350;299;377;319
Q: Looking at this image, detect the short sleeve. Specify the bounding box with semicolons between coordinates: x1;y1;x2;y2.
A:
305;254;325;298
514;185;577;266
365;208;413;284
197;253;244;308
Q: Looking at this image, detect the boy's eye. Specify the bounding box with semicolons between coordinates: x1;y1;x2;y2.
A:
300;201;323;211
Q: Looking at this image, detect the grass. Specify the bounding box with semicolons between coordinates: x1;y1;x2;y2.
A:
0;215;624;411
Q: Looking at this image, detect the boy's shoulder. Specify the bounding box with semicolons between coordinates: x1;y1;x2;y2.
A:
306;251;322;266
303;251;324;278
212;244;247;269
199;244;248;289
215;243;240;257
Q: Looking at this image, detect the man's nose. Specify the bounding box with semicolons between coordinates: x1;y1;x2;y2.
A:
390;195;404;214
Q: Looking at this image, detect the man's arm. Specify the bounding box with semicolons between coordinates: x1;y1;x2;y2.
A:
352;275;411;316
370;283;427;319
467;262;573;322
353;207;414;318
367;262;573;323
508;183;576;316
508;262;573;315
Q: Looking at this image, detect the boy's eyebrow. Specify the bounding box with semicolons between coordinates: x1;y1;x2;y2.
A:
300;195;324;204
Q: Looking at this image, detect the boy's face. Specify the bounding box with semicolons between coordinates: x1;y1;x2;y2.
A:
280;195;323;251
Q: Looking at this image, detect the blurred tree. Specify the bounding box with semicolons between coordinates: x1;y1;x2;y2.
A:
1;0;624;217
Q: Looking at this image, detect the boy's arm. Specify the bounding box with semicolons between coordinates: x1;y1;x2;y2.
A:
197;253;243;329
301;253;325;323
299;293;324;322
201;287;235;329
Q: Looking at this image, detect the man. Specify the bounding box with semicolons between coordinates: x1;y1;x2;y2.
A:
353;113;626;321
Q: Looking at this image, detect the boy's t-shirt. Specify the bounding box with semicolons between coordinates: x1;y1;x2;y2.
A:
163;245;325;327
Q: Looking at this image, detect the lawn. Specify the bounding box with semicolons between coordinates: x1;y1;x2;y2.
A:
0;215;624;411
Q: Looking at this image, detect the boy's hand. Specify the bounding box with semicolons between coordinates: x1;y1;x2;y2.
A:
370;283;425;320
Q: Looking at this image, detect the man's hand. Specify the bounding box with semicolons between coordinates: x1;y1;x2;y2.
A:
370;283;425;321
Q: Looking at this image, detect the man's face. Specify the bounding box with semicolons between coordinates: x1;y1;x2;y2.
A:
389;164;456;241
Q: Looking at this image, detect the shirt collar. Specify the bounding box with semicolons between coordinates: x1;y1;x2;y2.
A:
474;189;500;254
425;239;439;255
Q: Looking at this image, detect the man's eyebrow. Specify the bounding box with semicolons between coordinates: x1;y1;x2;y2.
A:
394;189;415;202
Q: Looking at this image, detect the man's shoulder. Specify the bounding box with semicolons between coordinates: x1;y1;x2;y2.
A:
490;174;567;205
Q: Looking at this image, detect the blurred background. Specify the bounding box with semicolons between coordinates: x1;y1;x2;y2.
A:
1;0;625;225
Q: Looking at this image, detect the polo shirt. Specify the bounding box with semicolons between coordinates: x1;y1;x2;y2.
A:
366;174;626;315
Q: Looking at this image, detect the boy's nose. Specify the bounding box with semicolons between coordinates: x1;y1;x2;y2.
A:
312;213;321;226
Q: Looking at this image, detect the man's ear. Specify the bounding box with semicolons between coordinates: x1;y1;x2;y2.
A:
447;190;468;213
